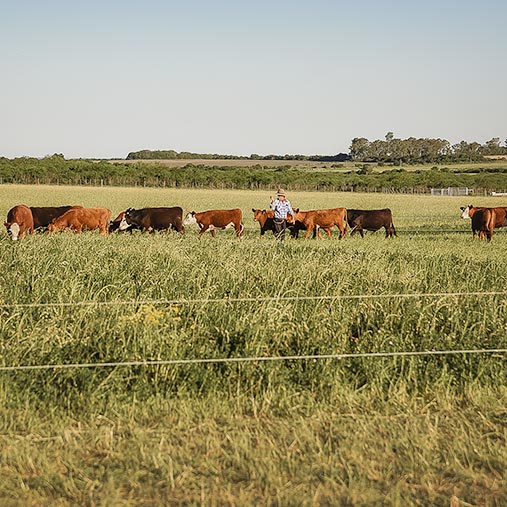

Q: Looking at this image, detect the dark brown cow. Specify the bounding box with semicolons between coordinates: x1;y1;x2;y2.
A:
30;206;82;230
460;204;507;241
4;205;34;240
251;208;313;238
123;207;184;233
347;209;396;238
289;208;348;239
184;208;244;237
48;207;112;236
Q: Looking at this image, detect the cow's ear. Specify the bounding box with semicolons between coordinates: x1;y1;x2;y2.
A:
295;208;299;213
460;207;465;211
191;211;196;216
252;208;255;213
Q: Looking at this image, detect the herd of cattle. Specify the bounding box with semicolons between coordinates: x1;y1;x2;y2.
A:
2;203;506;241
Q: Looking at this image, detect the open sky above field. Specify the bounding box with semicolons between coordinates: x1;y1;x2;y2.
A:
2;0;506;159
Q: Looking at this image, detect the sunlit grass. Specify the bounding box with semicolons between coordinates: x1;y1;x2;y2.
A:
0;185;506;506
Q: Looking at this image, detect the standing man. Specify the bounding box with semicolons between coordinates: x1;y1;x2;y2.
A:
270;188;294;243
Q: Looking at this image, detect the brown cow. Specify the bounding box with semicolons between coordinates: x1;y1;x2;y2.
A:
460;204;507;241
123;207;184;233
48;207;112;236
4;205;34;240
184;208;244;237
30;206;82;230
288;208;348;239
347;209;396;238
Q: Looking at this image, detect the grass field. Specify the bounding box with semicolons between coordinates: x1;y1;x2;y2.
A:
0;185;506;506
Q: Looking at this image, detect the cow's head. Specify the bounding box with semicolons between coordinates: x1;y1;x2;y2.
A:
4;221;20;241
252;209;273;226
286;209;300;224
183;212;197;226
118;212;132;231
460;205;473;219
123;208;140;226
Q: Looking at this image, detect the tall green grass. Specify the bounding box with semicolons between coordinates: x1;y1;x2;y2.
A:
0;185;506;506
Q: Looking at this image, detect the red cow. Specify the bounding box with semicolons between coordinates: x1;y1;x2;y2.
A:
289;208;348;239
460;205;507;241
48;207;112;236
4;205;34;240
184;209;244;237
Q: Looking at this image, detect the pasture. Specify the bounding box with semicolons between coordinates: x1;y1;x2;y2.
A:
0;185;506;506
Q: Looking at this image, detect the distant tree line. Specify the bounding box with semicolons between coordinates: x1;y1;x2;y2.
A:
2;154;507;194
127;150;350;162
350;133;507;164
126;135;507;165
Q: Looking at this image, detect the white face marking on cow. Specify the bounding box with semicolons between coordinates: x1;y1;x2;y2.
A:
118;216;131;231
460;206;471;219
9;223;20;241
183;213;197;226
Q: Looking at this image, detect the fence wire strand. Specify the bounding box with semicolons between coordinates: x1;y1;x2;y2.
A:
0;348;505;372
0;290;506;309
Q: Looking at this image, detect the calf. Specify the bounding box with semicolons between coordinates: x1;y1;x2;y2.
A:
184;208;244;238
347;209;396;238
48;207;112;236
123;207;184;233
4;205;34;240
289;208;348;239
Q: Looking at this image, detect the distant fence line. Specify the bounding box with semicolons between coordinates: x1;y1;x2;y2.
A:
430;187;471;196
0;177;499;196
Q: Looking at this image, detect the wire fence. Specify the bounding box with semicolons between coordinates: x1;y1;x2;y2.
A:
0;348;505;373
0;289;506;309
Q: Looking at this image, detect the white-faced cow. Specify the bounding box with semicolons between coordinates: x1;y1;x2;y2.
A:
122;207;184;233
48;207;112;236
347;209;396;238
460;204;507;241
184;209;244;238
4;205;34;240
109;211;142;233
288;208;348;239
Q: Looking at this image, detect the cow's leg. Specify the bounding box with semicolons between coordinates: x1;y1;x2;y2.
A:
210;229;217;238
304;225;314;239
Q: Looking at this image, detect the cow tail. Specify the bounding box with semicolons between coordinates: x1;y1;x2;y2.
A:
487;209;495;241
343;209;348;237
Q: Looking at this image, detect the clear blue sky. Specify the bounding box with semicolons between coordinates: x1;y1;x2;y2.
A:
1;0;506;158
